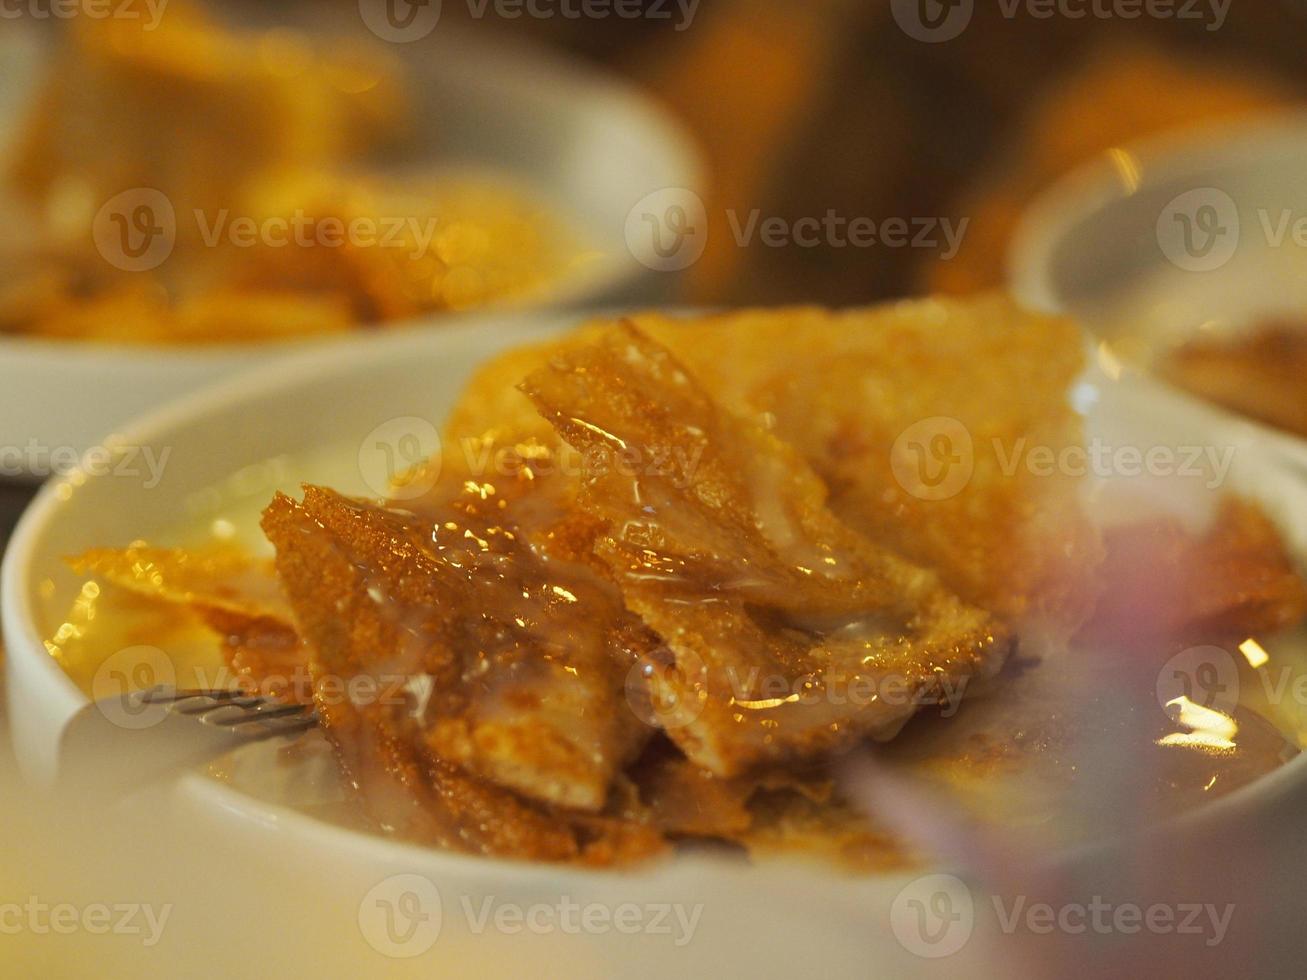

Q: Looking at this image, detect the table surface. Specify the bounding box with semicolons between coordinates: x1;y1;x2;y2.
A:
0;482;37;550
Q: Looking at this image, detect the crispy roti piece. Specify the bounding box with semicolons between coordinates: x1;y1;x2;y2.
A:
619;298;1101;636
453;298;1101;635
70;545;292;621
522;323;1009;778
260;478;655;814
635;748;910;870
260;490;663;863
1161;325;1307;440
69;545;310;700
200;609;308;703
1083;497;1307;646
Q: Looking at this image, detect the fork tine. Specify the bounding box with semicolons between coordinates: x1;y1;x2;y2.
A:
199;702;312;728
227;700;311;726
139;687;242;705
135;688;318;731
174;699;243;717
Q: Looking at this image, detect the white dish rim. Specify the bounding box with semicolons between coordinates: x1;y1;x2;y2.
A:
1006;108;1307;470
5;308;1307;881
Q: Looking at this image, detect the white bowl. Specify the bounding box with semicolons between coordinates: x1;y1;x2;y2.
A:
0;309;928;975
7;311;1307;973
1008;111;1307;472
0;19;704;470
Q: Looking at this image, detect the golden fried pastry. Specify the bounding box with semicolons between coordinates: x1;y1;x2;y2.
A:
70;545;290;621
69;545;309;699
1161;325;1307;440
261;488;665;863
62;300;1307;870
619;298;1100;635
523;322;1009;776
1083;498;1307;647
261;480;656;813
3;2;584;342
10;3;404;238
444;297;1100;635
635;747;911;870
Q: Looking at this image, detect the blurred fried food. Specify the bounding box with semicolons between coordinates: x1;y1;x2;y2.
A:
1161;324;1307;439
3;1;583;343
1084;497;1307;647
10;4;405;224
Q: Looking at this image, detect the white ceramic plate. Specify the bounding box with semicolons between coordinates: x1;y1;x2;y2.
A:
2;310;930;975
1007;112;1307;474
0;17;704;469
7;308;1307;974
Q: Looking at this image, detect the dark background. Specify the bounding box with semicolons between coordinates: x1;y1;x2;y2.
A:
432;0;1306;303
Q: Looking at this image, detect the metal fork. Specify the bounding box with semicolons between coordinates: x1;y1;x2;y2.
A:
56;687;317;799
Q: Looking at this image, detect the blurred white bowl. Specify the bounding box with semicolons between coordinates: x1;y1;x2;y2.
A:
1008;111;1307;470
0;19;704;471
